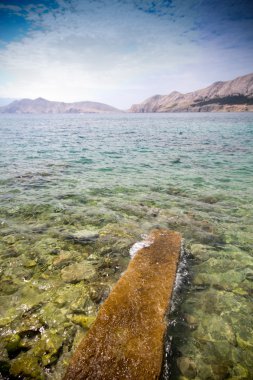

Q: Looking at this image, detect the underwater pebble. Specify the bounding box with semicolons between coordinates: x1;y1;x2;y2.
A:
177;357;197;378
61;261;96;283
245;271;253;281
53;251;75;269
2;235;16;244
66;230;99;243
23;259;37;268
185;314;198;329
1;279;19;295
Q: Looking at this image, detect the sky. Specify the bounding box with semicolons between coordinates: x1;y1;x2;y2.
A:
0;0;252;108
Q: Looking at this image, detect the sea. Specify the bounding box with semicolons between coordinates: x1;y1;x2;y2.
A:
0;113;253;379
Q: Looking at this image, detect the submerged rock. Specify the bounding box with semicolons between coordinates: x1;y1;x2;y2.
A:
88;284;111;304
70;315;96;330
236;328;253;350
0;279;19;295
177;357;197;378
11;353;44;379
199;195;222;204
23;259;37;268
4;333;21;354
11;313;44;336
66;230;99;243
0;344;10;376
10;330;64;379
53;251;75;269
61;261;96;283
33;237;62;255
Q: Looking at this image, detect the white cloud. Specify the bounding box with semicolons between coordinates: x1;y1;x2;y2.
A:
0;0;252;108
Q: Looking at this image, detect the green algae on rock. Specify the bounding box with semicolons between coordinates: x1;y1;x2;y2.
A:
0;113;253;379
61;261;96;283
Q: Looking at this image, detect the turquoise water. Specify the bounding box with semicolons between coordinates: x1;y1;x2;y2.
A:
0;113;253;379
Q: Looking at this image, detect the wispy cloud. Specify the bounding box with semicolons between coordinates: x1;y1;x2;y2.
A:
0;0;252;107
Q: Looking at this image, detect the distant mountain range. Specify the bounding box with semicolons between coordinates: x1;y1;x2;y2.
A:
0;73;252;114
129;73;253;112
0;98;121;114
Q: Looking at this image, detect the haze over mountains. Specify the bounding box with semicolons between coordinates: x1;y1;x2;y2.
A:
0;98;16;107
0;98;121;114
130;73;253;112
0;73;252;114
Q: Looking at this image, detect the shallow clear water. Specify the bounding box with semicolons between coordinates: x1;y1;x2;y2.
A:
0;113;253;379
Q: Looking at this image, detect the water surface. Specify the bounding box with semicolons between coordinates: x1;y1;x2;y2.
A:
0;113;253;379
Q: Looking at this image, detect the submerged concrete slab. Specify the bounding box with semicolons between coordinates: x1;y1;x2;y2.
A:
64;229;181;380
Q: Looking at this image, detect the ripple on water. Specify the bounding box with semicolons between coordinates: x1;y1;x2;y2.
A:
0;113;252;379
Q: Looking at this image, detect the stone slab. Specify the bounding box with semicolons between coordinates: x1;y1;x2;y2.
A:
64;229;181;380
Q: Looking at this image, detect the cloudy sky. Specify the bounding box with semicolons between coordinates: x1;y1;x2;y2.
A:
0;0;252;108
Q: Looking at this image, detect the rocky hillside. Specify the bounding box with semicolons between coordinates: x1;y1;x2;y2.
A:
130;73;253;112
0;97;121;114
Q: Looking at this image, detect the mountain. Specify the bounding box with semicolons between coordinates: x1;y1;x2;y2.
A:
130;73;253;112
0;98;121;114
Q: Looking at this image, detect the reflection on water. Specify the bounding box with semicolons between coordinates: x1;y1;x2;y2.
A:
0;113;253;379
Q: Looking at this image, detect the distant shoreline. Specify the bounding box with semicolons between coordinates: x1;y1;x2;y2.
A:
0;72;252;114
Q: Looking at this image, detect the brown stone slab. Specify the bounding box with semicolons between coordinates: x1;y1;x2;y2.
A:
64;229;181;380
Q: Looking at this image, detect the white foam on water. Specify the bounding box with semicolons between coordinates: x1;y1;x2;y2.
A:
161;240;189;380
129;234;154;258
170;240;189;312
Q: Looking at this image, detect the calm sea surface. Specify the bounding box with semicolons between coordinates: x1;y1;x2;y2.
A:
0;113;253;379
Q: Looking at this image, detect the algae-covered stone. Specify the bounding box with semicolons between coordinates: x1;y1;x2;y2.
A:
233;287;248;296
10;329;65;377
236;330;253;350
40;304;67;328
87;253;100;262
212;340;232;360
53;251;75;269
33;331;63;366
4;333;21;353
23;259;37;268
61;261;96;283
185;314;198;330
9;313;45;342
199;194;222;204
231;364;249;379
193;315;235;345
2;234;16;244
0;344;10;376
70;315;96;329
11;353;44;379
33;237;62;255
211;363;230;379
193;269;245;292
89;284;110;304
177;357;197;378
0;279;19;295
190;243;209;259
66;230;99;243
53;283;90;313
245;270;253;281
100;223;136;240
